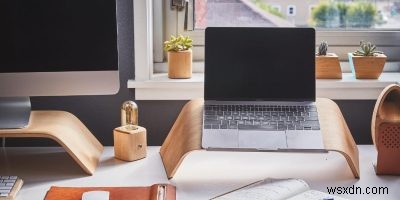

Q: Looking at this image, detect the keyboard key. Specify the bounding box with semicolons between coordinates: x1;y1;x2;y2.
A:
245;120;253;125
205;111;216;115
295;125;304;130
304;126;312;130
238;124;277;131
228;125;238;129
204;125;212;129
309;112;318;117
305;116;318;121
221;120;229;125
205;115;217;120
212;124;220;129
0;190;10;194
204;120;220;125
220;124;228;129
312;126;320;130
302;121;320;126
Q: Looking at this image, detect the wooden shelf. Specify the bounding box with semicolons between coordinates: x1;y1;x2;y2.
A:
0;111;103;175
160;98;360;179
129;73;400;100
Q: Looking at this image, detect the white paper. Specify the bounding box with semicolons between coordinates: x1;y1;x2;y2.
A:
287;190;348;200
213;179;309;200
82;191;110;200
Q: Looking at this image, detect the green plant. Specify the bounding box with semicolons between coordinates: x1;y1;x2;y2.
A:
311;2;340;28
251;0;285;18
317;41;328;56
346;2;376;28
164;35;193;52
310;1;377;28
353;41;384;56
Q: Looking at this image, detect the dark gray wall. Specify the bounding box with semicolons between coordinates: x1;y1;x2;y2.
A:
6;0;375;147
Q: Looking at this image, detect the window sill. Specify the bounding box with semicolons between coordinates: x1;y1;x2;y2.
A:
128;73;400;100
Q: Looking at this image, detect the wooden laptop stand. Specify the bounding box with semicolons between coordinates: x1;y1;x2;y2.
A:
160;98;360;179
0;111;103;175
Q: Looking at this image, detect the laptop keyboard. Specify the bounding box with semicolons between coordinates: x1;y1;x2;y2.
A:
203;104;320;131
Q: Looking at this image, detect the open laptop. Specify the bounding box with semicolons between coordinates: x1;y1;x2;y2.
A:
202;27;324;151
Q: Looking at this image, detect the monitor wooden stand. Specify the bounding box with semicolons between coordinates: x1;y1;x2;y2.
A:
160;98;360;179
0;111;103;175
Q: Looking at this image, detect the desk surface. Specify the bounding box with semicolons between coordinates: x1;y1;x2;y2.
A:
0;146;398;200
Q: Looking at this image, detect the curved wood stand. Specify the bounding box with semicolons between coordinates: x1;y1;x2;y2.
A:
160;98;360;179
0;111;103;175
372;84;400;175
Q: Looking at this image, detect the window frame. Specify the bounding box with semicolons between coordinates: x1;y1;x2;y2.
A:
132;0;400;100
160;0;400;63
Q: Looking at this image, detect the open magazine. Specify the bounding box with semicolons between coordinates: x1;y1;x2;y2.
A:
212;178;348;200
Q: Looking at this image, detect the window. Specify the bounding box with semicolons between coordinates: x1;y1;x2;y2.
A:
161;0;400;67
131;0;400;100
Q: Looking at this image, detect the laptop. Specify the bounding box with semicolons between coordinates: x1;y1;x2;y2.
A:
202;27;324;151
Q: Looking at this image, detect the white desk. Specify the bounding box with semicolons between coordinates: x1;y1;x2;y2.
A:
1;146;399;200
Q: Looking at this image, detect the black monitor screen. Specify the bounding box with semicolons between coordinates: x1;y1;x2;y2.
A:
204;27;315;102
0;0;118;73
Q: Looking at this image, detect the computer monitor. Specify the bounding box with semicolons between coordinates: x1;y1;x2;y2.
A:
0;0;119;128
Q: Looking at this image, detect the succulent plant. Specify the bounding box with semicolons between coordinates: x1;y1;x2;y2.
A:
353;41;384;56
317;41;328;56
164;35;193;52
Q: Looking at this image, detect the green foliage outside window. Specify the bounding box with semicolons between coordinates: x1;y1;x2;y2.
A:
311;1;377;28
251;0;285;18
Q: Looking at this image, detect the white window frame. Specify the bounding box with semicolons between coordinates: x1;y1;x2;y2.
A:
132;0;400;100
160;0;400;70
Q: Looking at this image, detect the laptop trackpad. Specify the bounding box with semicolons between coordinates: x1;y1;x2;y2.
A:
286;130;324;149
238;130;287;150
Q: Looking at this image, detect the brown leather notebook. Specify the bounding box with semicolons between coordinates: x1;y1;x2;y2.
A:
44;184;175;200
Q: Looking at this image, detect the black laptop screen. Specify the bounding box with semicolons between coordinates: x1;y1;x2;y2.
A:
204;27;315;102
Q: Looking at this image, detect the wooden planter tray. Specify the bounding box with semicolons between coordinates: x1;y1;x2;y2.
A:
160;98;360;179
0;111;103;175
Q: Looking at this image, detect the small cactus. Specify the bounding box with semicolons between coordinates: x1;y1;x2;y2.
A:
353;41;384;56
164;35;193;52
317;41;328;56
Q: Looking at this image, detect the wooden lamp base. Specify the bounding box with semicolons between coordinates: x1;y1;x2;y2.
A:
160;98;360;179
0;111;103;175
372;84;400;175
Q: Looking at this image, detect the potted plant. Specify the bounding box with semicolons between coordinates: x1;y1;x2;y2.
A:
315;41;342;79
348;41;386;79
164;35;193;79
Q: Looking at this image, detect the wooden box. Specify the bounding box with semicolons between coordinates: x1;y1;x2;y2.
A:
372;84;400;175
114;125;147;162
316;53;342;79
348;53;386;79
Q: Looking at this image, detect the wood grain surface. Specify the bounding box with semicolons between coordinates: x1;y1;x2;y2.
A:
160;98;360;179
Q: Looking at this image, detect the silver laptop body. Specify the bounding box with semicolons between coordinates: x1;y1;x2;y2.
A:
201;27;324;151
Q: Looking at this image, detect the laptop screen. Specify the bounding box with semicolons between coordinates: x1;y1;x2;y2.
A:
204;27;315;102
